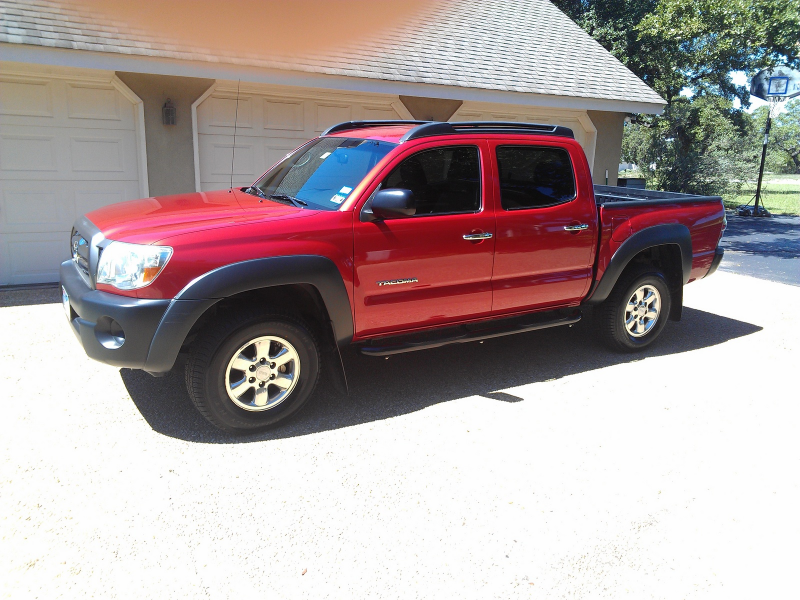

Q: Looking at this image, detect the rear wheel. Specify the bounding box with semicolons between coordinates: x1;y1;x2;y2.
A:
597;267;672;352
185;312;320;432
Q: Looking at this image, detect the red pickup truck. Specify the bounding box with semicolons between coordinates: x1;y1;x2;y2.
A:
61;121;726;432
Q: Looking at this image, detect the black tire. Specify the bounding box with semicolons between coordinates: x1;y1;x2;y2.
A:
185;311;321;432
597;267;672;352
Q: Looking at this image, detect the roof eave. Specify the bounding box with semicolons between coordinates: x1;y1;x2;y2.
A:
0;42;667;115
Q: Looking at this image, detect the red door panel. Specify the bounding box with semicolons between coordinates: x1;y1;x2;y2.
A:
353;140;495;338
488;138;598;313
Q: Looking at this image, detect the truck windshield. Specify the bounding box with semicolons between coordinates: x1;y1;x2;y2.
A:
251;137;397;210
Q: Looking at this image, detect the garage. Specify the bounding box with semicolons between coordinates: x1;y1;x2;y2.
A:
193;82;412;192
0;64;146;285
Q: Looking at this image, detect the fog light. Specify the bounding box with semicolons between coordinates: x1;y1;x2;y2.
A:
95;316;125;349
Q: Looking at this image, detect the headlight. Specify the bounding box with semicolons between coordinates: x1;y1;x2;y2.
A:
96;241;172;290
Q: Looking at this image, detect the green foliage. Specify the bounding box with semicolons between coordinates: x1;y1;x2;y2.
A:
638;0;800;102
621;97;758;195
551;0;800;103
551;0;800;199
766;100;800;174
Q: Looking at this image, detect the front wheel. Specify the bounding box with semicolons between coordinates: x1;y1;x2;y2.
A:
597;268;672;352
185;312;321;432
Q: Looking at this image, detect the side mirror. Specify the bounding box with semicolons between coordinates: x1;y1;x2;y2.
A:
371;189;416;219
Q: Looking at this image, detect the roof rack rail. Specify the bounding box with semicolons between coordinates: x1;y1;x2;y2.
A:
321;120;431;136
399;121;575;142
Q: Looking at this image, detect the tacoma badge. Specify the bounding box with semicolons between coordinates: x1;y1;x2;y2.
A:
377;278;418;287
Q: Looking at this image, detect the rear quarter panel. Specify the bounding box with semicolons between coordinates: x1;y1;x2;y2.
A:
597;200;725;284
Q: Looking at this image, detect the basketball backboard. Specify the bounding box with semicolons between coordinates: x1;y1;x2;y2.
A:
751;66;800;100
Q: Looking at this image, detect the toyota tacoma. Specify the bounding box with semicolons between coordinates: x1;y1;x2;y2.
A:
61;120;726;432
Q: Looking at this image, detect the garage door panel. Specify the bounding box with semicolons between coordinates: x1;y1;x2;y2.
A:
1;79;135;131
0;68;142;285
1;232;69;285
198;87;409;192
66;84;125;123
315;103;352;132
197;95;254;131
200;136;253;172
70;136;126;173
198;135;263;189
1;180;139;235
0;134;58;172
361;105;401;120
1;189;68;233
264;99;304;131
212;142;255;177
1;126;140;181
67;130;139;180
0;78;54;118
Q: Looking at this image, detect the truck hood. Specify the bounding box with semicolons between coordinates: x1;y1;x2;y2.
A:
85;189;313;244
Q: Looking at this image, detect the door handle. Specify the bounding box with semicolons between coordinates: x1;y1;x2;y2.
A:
463;232;493;240
564;224;589;232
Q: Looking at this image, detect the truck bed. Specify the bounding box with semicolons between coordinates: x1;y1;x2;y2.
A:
593;184;726;286
594;185;722;208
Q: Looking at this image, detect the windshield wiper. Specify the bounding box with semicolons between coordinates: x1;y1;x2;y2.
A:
269;193;308;208
244;185;267;200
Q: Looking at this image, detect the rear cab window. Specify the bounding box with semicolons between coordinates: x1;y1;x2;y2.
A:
496;145;576;210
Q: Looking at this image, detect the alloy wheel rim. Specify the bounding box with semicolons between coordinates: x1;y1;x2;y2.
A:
624;285;661;338
224;335;300;411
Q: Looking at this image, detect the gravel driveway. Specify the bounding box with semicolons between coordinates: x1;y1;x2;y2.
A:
1;272;798;599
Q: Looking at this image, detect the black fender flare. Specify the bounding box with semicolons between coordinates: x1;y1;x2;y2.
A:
586;224;693;305
143;255;353;376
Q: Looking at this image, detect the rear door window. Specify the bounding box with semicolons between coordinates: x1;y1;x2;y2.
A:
496;146;576;210
382;146;481;215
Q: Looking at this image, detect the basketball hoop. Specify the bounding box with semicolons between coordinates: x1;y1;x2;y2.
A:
767;96;786;119
739;67;800;217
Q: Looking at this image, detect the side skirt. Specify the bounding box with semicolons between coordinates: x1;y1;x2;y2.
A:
359;310;581;357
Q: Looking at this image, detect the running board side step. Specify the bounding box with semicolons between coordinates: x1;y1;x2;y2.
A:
359;311;581;357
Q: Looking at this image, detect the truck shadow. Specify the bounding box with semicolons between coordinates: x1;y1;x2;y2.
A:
120;306;762;443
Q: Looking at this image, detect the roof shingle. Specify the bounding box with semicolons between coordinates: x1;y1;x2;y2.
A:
0;0;666;107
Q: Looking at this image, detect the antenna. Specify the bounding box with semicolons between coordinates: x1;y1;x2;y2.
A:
230;79;241;190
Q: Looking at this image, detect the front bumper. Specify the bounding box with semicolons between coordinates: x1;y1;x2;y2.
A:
704;246;725;278
60;260;170;369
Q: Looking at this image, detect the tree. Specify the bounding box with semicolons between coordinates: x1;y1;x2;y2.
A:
638;0;800;103
551;0;800;103
551;0;800;194
621;96;758;194
768;100;800;174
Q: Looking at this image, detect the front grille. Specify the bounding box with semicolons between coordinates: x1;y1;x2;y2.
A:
71;229;91;281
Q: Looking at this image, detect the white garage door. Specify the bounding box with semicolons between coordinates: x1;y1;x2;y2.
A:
0;65;146;285
195;83;411;192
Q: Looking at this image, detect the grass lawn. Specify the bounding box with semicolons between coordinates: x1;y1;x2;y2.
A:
723;175;800;215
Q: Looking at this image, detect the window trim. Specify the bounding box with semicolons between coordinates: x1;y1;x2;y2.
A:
379;144;483;219
496;144;578;211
